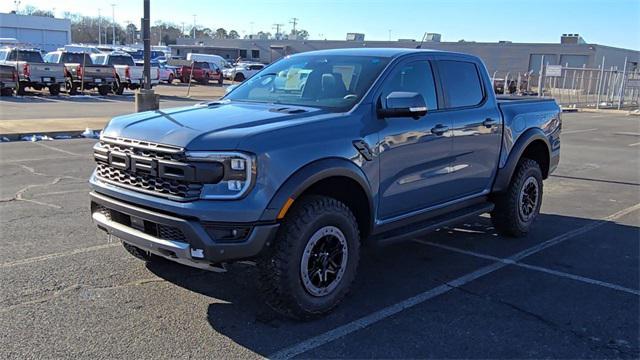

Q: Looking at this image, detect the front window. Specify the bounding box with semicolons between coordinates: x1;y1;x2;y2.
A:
224;54;391;111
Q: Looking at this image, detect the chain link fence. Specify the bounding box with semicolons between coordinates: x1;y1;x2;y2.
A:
491;64;640;110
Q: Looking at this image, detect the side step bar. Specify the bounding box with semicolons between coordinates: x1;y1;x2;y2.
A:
372;203;494;245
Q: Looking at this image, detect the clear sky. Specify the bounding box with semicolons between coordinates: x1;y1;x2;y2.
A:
2;0;639;49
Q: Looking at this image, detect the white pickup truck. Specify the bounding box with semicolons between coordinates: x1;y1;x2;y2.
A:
0;48;65;95
91;52;159;95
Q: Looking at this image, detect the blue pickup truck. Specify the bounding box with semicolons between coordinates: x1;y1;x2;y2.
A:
90;48;561;319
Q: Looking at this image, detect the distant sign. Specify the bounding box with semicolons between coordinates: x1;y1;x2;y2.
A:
546;65;562;77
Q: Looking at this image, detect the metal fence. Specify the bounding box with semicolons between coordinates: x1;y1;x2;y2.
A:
491;62;640;110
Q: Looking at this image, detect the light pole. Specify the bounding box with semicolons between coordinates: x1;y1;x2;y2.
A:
98;8;102;45
111;4;116;46
13;0;21;13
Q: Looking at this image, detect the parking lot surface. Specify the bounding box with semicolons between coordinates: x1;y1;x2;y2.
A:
0;112;638;359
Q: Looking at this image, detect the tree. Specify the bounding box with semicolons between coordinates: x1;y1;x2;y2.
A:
214;28;228;39
125;23;138;44
20;5;55;17
289;29;309;40
228;30;240;39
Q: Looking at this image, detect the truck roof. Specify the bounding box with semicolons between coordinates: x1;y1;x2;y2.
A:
289;47;474;60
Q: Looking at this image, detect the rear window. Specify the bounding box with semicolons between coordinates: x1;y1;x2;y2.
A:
108;56;134;66
7;50;44;63
437;60;484;108
61;53;93;64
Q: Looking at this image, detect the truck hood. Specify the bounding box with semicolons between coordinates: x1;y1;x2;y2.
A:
101;101;327;150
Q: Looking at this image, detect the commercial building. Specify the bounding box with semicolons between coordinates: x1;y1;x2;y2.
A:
171;33;639;74
0;13;71;51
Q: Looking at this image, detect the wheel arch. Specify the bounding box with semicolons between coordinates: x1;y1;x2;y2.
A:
492;127;551;193
262;158;374;239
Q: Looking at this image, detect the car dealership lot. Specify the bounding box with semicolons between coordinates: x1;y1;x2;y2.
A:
0;112;638;359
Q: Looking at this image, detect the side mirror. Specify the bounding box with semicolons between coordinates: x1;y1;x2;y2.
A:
377;91;428;119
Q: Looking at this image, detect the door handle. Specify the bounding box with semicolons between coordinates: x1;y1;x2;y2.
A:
431;124;449;136
483;118;498;128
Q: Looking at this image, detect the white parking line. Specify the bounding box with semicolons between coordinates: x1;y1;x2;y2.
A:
562;128;598;135
0;243;119;269
269;202;640;359
415;241;640;296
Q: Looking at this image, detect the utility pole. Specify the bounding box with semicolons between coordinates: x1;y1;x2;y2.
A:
192;15;197;39
388;29;392;41
13;0;21;13
135;0;158;112
273;23;283;39
111;4;116;46
290;17;299;34
98;8;102;45
181;22;185;37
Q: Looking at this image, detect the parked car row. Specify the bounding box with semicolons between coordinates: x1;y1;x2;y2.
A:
0;47;161;96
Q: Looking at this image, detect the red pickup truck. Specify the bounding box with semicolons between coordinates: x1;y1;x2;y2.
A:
177;61;223;85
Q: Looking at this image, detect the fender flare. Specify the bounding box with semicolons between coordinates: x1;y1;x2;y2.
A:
492;128;551;193
260;158;374;225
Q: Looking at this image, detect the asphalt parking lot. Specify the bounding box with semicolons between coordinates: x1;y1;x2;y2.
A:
0;112;638;359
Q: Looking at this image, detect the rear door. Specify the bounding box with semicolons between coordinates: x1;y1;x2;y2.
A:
435;59;502;199
377;56;456;219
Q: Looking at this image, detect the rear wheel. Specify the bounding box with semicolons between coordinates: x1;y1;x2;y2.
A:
98;85;110;96
491;158;543;237
200;73;210;85
217;75;223;85
1;87;14;96
168;74;174;84
16;81;27;96
48;84;60;96
66;80;78;95
257;195;360;320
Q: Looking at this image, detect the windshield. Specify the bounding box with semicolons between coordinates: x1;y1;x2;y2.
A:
224;55;391;111
61;53;93;64
108;56;135;66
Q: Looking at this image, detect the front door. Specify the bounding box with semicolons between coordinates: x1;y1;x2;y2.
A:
376;58;455;220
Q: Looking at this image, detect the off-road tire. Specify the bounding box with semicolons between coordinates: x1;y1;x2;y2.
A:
257;195;360;320
491;158;543;237
122;242;158;262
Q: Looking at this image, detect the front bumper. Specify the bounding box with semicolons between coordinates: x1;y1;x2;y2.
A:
90;191;279;270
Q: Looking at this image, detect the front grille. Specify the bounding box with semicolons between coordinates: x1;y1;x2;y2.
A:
94;137;203;201
96;163;202;200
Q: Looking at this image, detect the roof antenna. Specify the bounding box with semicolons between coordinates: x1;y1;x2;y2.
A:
416;32;427;49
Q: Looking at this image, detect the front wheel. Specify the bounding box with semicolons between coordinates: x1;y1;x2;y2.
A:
167;74;174;84
257;195;360;320
491;158;543;237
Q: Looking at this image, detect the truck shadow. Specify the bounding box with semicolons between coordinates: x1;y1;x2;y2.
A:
145;212;639;357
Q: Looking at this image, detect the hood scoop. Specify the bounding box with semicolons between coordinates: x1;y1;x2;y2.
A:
269;106;308;114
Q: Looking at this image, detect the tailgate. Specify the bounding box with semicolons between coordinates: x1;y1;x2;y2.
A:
84;65;115;79
29;63;64;79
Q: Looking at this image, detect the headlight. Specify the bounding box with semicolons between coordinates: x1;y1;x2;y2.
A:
185;151;255;200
